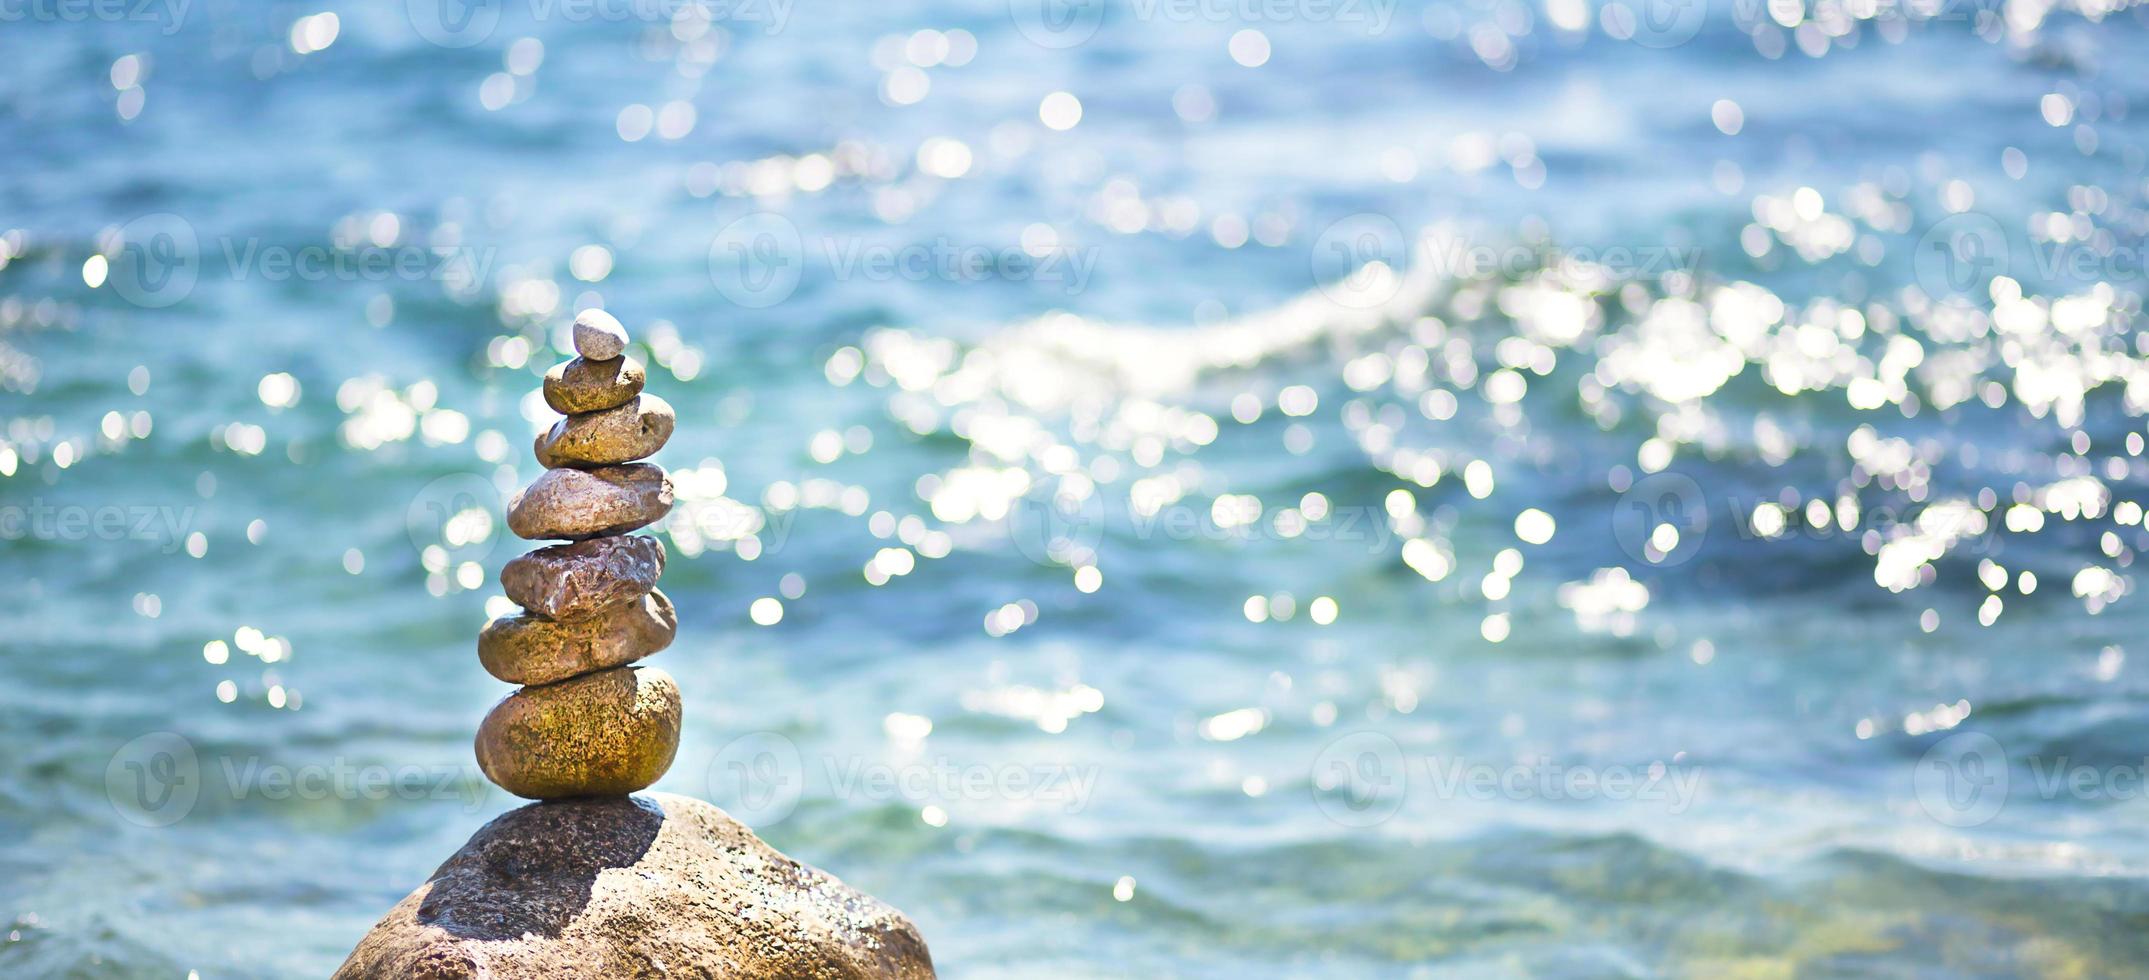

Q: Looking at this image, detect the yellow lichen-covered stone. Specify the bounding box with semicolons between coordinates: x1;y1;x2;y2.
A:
534;394;673;469
474;666;682;799
542;355;645;414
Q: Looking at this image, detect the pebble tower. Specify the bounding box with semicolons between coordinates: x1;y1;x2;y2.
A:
475;309;683;799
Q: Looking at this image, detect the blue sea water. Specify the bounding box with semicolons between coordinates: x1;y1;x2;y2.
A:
6;0;2149;975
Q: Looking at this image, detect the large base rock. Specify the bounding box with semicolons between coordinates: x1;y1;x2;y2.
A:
335;793;935;979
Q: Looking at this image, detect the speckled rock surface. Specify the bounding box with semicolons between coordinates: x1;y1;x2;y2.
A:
506;464;673;541
499;535;665;621
478;590;677;686
572;308;630;361
332;793;936;979
543;355;645;415
474;666;681;799
534;394;673;469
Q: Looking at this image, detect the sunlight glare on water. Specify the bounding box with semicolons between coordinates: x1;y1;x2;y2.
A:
5;0;2149;975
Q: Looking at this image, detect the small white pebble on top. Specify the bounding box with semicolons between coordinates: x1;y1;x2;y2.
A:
573;308;629;361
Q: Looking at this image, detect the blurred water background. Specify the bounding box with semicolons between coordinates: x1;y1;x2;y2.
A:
6;0;2149;975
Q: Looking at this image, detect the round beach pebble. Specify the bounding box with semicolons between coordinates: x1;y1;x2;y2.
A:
534;394;675;469
506;463;673;541
500;534;666;621
543;355;645;415
474;665;683;799
573;309;630;361
571;307;627;361
478;590;677;686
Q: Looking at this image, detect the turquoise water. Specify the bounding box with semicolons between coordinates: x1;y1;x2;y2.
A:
7;1;2149;976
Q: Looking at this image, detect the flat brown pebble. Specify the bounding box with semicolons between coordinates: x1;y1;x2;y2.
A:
500;535;665;621
478;590;677;686
543;355;645;414
474;666;682;799
506;463;673;541
534;394;674;469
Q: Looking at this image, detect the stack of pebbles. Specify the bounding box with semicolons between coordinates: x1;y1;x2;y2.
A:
474;309;685;799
